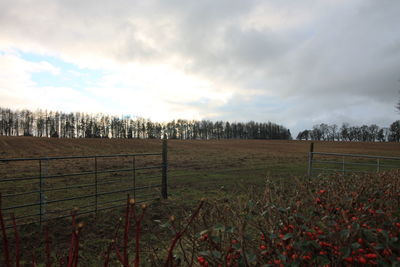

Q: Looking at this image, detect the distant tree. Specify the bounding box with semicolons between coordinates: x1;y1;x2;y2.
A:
368;124;379;142
377;128;389;142
310;125;322;140
296;130;309;140
360;125;370;142
389;121;400;142
340;123;350;141
0;107;292;141
328;124;338;141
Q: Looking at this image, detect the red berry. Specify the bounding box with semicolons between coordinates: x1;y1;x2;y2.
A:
368;209;376;214
383;249;392;256
319;241;331;247
358;256;367;264
365;253;377;259
197;256;205;264
343;257;353;263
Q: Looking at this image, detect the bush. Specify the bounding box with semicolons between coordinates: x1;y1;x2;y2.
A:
1;171;399;266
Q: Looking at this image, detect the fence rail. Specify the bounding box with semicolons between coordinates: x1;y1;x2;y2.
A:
0;140;168;228
308;143;400;177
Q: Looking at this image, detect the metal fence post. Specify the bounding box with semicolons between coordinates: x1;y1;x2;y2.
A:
162;138;168;199
94;157;98;214
308;142;314;177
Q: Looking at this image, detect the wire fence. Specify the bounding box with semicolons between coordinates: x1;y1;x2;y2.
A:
307;143;400;177
3;140;399;228
0;140;168;228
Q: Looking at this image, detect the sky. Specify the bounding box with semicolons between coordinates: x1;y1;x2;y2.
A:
0;0;399;135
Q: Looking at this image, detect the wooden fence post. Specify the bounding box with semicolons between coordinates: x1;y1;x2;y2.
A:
162;137;168;199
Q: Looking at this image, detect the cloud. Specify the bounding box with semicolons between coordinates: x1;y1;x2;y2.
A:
0;51;102;112
0;0;399;135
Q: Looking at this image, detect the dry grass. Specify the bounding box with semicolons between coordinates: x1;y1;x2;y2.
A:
1;137;400;202
1;137;400;159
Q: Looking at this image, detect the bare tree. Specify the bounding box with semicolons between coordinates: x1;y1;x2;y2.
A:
0;106;293;140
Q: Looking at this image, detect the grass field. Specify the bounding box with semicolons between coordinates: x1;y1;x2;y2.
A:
1;137;400;201
1;137;400;265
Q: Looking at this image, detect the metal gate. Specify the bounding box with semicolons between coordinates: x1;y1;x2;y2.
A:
307;143;400;177
0;140;168;227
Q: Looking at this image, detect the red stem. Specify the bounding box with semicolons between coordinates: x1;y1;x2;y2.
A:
0;193;11;267
114;242;125;264
134;220;140;267
103;242;113;267
45;227;51;267
123;195;131;266
67;211;77;267
32;251;37;267
134;211;146;267
11;213;20;267
164;200;204;267
73;230;80;267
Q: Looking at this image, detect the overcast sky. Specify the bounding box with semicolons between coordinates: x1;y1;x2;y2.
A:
0;0;399;135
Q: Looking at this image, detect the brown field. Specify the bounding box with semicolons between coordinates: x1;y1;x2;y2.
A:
1;137;400;210
1;137;400;181
1;136;400;159
1;136;399;202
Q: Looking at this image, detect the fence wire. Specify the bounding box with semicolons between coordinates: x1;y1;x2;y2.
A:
0;148;167;229
308;150;400;177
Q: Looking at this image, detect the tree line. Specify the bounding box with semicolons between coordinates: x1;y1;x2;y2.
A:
296;122;400;142
0;107;292;140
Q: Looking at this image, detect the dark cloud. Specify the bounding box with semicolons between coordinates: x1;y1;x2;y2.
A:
0;0;399;135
